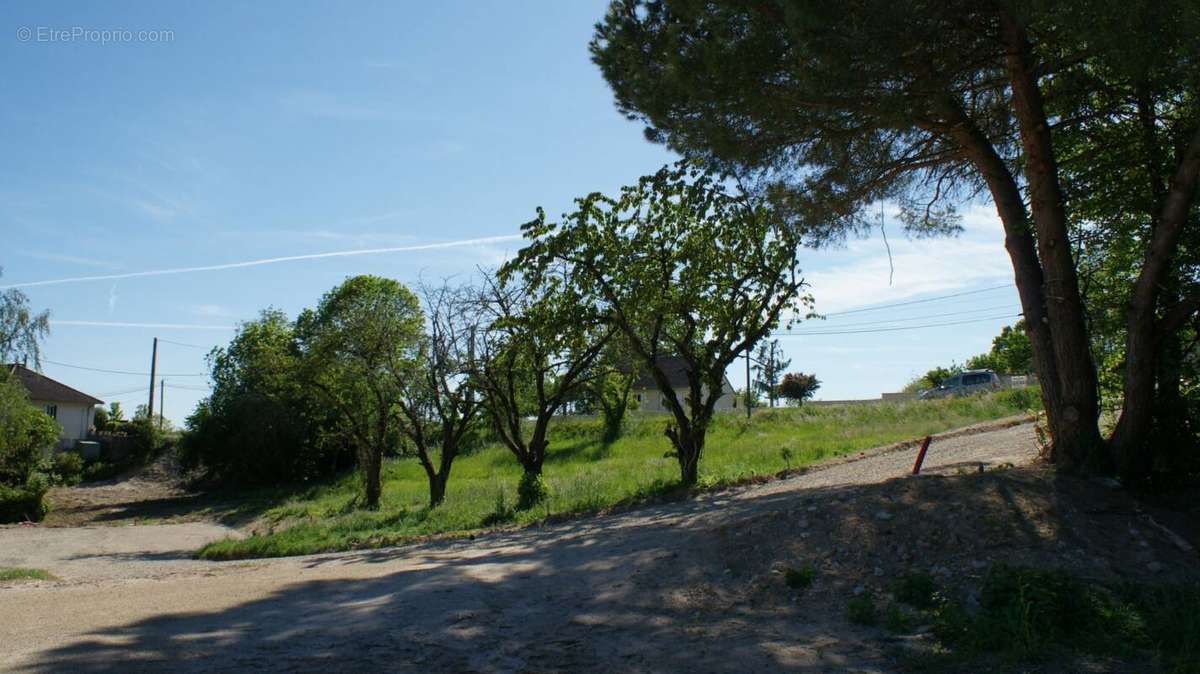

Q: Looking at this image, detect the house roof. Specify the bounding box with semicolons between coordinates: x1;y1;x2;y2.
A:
632;356;733;391
6;363;104;405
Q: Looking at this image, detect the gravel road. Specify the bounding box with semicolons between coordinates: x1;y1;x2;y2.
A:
0;420;1037;673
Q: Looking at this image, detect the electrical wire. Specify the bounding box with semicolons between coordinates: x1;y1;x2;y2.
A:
775;313;1020;336
820;283;1014;316
157;338;212;349
42;359;209;377
803;303;1020;329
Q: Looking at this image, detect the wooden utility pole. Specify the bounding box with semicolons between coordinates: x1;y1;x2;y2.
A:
159;379;165;431
147;337;158;419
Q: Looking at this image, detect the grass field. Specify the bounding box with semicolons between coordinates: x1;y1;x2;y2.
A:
198;389;1039;560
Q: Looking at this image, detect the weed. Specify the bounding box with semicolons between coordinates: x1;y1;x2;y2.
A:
893;571;938;609
848;595;878;626
0;567;54;582
784;565;815;590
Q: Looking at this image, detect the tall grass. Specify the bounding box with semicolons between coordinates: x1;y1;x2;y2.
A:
198;391;1035;560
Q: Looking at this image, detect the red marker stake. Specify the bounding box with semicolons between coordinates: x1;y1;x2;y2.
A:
912;435;932;475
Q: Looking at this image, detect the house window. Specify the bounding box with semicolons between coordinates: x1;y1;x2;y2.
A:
636;393;642;402
44;404;57;419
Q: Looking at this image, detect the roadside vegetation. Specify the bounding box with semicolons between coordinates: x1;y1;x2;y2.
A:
197;391;1035;560
889;566;1200;673
0;567;55;583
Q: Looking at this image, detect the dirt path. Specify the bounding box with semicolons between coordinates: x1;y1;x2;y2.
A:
0;423;1039;673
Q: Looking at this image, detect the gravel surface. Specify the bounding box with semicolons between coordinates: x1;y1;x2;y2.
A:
0;421;1038;673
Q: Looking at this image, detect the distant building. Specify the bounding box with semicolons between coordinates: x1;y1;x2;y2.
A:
630;356;738;415
7;363;104;451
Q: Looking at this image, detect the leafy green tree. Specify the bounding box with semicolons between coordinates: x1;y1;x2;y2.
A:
574;337;639;444
753;339;791;408
509;163;807;485
0;269;50;368
778;372;820;407
181;309;348;485
296;276;424;509
590;1;1200;477
0;372;60;488
393;283;484;507
475;271;613;507
967;321;1034;374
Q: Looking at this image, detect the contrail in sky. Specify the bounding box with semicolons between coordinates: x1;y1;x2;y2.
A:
50;320;237;330
0;234;521;289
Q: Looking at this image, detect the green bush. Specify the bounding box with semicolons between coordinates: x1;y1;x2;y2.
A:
892;571;938;609
516;472;549;510
0;477;48;523
784;565;815;590
51;451;84;486
994;386;1043;411
82;460;120;482
0;375;61;488
848;595;878;626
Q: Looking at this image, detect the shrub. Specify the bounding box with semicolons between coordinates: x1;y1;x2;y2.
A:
848;596;878;626
0;476;49;523
516;472;549;511
994;386;1043;411
0;375;60;488
82;460;120;483
51;451;84;486
892;571;938;609
784;565;815;590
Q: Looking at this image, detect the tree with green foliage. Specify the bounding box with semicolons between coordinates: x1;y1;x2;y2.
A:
591;1;1200;478
475;271;614;507
296;276;424;509
509;162;807;485
574;337;639;444
967;321;1034;374
181;309;349;485
778;372;820;407
0;372;59;522
0;373;59;487
393;283;484;508
753;339;791;408
0;270;50;368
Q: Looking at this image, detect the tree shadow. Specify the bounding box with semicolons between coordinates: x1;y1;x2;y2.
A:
16;461;1200;673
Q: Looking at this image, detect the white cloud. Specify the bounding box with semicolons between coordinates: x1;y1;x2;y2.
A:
802;203;1013;315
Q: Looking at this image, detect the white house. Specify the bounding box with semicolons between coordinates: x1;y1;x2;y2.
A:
9;364;103;452
630;356;738;415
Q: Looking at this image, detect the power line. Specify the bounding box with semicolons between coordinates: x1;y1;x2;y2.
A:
775;313;1020;336
820;283;1014;317
42;358;209;377
96;386;150;397
806;303;1019;329
158;338;212;349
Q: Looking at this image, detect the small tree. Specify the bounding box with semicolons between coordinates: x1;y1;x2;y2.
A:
753;340;791;408
0;269;50;368
393;283;484;508
475;270;613;508
779;372;820;407
510;163;808;485
296;276;424;509
0;373;60;487
577;337;639;444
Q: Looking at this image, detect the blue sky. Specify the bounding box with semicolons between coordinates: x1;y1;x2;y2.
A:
1;1;1020;423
